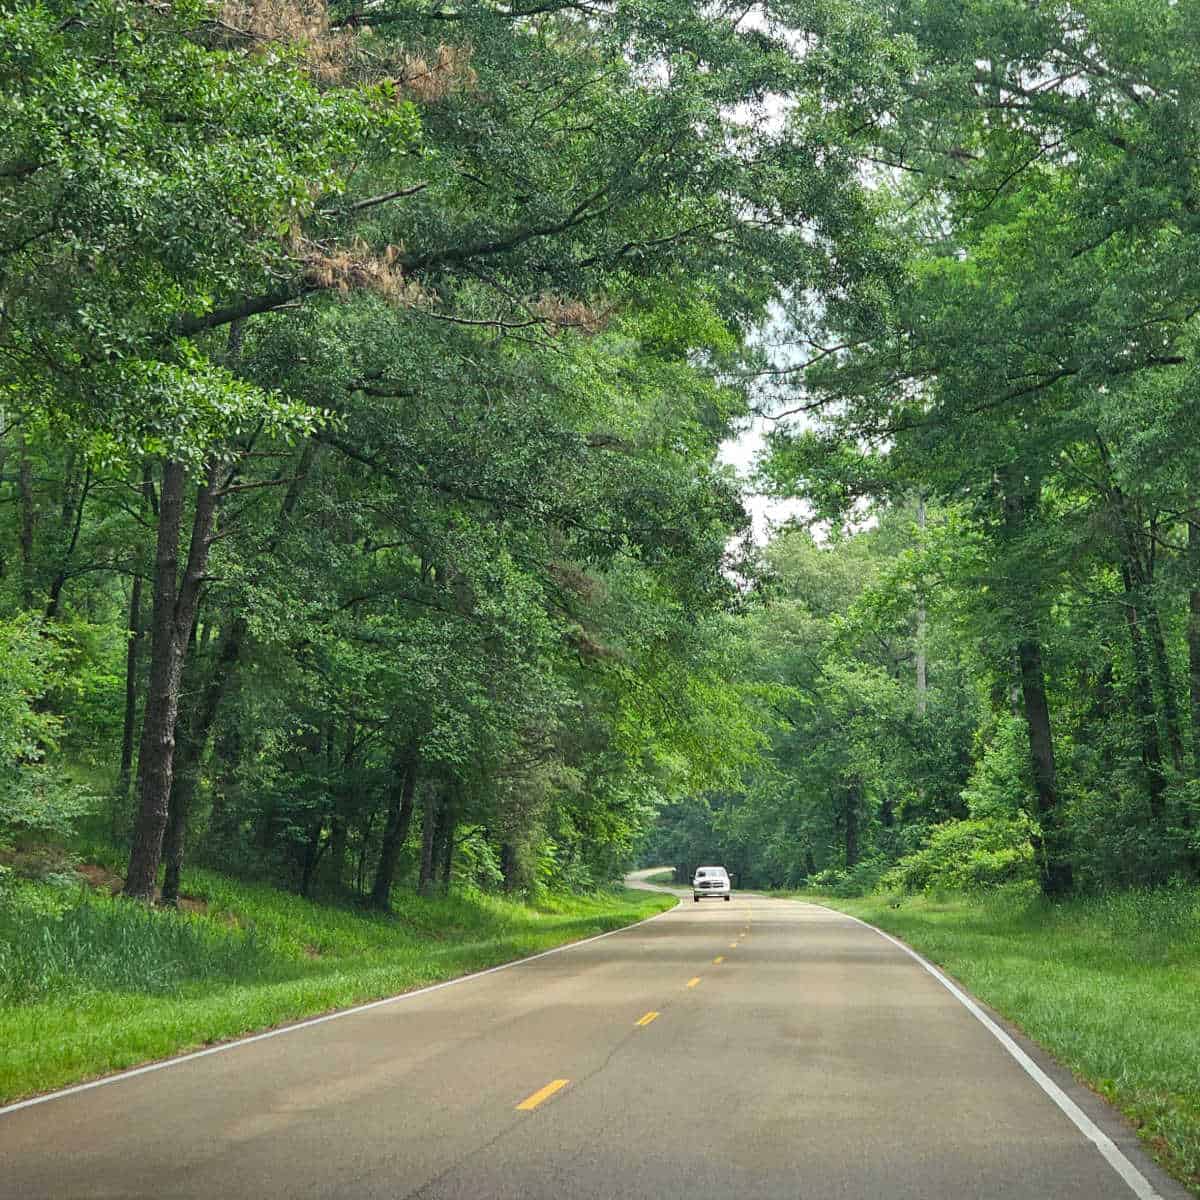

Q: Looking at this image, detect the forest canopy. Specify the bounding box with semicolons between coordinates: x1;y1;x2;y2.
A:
652;0;1200;898
2;0;1197;907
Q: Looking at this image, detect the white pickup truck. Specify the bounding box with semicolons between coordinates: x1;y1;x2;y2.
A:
692;865;732;902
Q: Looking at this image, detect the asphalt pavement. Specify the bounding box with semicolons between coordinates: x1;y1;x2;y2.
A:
0;871;1188;1199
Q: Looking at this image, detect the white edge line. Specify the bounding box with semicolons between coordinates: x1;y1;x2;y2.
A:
822;905;1163;1200
0;893;682;1119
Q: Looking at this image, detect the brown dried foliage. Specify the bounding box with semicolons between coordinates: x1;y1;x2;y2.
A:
529;294;610;335
565;625;619;662
548;561;603;602
299;237;435;306
392;44;478;103
216;0;355;80
212;3;479;96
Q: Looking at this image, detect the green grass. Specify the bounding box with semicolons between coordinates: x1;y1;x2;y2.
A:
811;886;1200;1195
0;867;675;1103
639;868;678;885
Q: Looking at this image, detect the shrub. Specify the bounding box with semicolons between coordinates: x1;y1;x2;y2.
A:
0;778;98;850
961;714;1035;820
808;866;847;892
0;615;59;768
455;827;504;890
1066;779;1195;889
0;615;100;853
880;815;1035;894
806;857;889;897
43;618;126;764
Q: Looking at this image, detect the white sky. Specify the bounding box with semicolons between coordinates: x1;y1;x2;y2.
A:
718;418;807;545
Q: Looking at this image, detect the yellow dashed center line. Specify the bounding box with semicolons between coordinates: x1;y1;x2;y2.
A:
712;955;724;964
635;1011;659;1027
686;976;701;988
516;1079;570;1111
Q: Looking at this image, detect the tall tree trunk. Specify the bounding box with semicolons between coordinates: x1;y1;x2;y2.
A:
843;780;860;869
205;684;245;850
1090;654;1116;774
1016;637;1073;896
118;465;156;825
160;677;203;905
44;465;90;619
1103;474;1174;808
325;816;347;892
1132;513;1184;775
1120;564;1167;821
1091;656;1114;719
161;621;244;903
879;796;894;829
17;431;35;610
1190;519;1200;774
1179;519;1200;876
300;820;325;898
160;756;193;904
500;842;518;892
418;788;442;895
370;756;418;909
437;793;457;890
115;572;144;836
124;460;221;901
915;493;927;717
1000;476;1072;897
357;809;377;896
1147;604;1185;774
160;439;318;901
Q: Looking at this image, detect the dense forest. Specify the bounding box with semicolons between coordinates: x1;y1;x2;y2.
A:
2;0;1198;910
649;0;1200;899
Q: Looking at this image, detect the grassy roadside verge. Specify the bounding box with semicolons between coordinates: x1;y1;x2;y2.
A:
809;888;1200;1195
0;868;675;1104
638;868;678;886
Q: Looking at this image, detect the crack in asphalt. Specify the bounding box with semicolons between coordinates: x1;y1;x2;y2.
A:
395;910;712;1200
397;1009;676;1200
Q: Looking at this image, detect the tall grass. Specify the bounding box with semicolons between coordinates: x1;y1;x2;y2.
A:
823;885;1200;1194
0;894;283;1005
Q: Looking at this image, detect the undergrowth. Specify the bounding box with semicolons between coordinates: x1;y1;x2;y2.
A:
0;890;278;1004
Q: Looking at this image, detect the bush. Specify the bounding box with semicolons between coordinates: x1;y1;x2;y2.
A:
838;856;888;896
0;842;78;886
44;618;126;764
0;776;98;849
808;866;847;891
0;615;60;767
1066;779;1195;889
0;614;100;854
806;857;888;897
880;815;1035;894
961;714;1035;820
455;827;504;890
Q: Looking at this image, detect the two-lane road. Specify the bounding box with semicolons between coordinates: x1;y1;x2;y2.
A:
1;879;1186;1198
